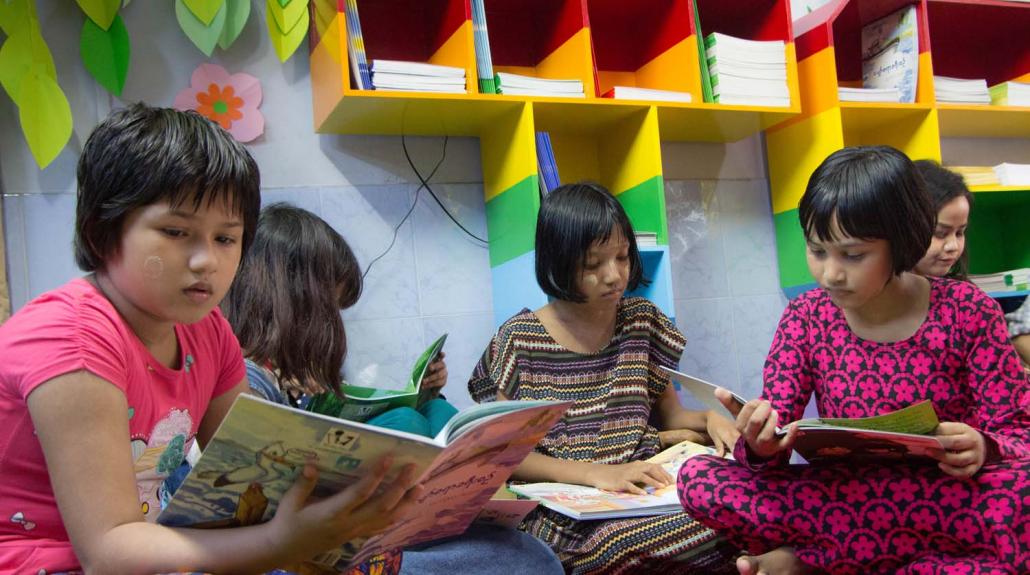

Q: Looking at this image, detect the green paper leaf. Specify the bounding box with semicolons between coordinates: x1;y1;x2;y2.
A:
182;0;224;27
0;27;57;108
217;0;250;50
74;0;120;30
277;0;289;7
80;13;129;96
267;0;306;35
18;69;73;169
0;0;32;36
267;0;307;62
175;0;227;56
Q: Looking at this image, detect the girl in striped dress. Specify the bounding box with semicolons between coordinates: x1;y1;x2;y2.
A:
468;182;740;574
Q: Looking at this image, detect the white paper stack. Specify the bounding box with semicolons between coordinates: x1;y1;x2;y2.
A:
990;81;1030;106
969;268;1030;293
948;166;1000;187
495;72;585;98
993;163;1030;186
838;86;901;102
605;86;692;103
934;76;990;104
371;60;467;94
705;33;789;107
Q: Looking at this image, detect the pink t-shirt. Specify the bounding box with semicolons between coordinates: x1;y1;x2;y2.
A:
0;278;245;574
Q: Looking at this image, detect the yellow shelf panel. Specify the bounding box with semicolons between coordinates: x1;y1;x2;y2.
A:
937;105;1030;138
970;186;1030;194
656;103;798;142
839;102;934;134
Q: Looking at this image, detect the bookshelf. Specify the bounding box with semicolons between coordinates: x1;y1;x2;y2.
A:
309;0;800;326
966;187;1030;297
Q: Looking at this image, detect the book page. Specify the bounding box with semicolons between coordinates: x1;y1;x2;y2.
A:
801;400;939;435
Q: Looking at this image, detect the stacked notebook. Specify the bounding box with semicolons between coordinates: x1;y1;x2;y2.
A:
470;0;497;94
989;81;1030;106
838;87;901;102
970;269;1030;293
371;60;467;94
705;33;789;107
993;163;1030;186
495;72;585;98
947;166;1000;187
602;86;692;103
934;76;990;104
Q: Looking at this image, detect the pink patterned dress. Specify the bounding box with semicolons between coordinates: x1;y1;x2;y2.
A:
678;278;1029;574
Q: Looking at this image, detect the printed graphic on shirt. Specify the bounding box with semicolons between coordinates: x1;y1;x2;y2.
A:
130;408;194;519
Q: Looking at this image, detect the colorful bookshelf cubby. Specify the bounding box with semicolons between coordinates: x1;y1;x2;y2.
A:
966;186;1030;299
309;0;799;325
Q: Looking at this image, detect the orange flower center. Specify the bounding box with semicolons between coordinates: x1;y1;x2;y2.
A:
195;83;244;130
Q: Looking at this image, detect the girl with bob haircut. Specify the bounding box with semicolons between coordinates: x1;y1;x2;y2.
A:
912;159;974;280
0;104;420;574
469;182;741;574
678;146;1029;575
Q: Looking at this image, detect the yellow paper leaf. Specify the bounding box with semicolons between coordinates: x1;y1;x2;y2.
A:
183;0;225;27
17;70;73;169
0;27;57;108
74;0;120;30
267;0;307;62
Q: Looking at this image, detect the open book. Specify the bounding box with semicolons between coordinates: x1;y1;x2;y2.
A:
508;440;724;520
158;394;568;571
660;367;746;418
309;334;448;422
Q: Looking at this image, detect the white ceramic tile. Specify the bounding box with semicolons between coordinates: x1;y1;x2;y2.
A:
717;179;783;297
342;317;426;392
322;185;420;321
421;313;497;411
413;183;492;316
260;187;323;216
2;195;28;312
664;180;728;299
22;193;79;300
731;293;788;400
673;297;741;407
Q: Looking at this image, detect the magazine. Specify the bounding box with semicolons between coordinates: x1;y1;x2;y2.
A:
508;440;723;520
308;333;449;422
860;4;919;103
660;366;746;418
158;394;569;571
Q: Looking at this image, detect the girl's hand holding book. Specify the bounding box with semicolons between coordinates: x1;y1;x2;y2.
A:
422;352;448;394
736;399;798;459
705;412;741;456
585;461;674;495
932;422;987;478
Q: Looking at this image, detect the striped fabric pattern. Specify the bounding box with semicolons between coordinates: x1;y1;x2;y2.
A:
468;297;736;574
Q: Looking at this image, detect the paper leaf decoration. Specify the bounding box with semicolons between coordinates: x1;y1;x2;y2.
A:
74;0;120;30
0;27;57;108
218;0;251;50
175;0;227;56
80;14;130;96
266;0;308;62
173;63;264;143
277;0;290;7
0;0;31;36
18;69;73;168
267;0;306;35
182;0;225;27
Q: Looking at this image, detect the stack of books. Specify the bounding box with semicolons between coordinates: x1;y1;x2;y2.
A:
535;132;560;195
947;166;999;187
635;232;658;248
495;72;585;98
838;86;901;102
993;163;1030;186
705;33;789;107
343;0;372;90
970;269;1030;293
990;81;1030;106
934;76;990;104
602;86;692;103
470;0;497;94
371;60;467;94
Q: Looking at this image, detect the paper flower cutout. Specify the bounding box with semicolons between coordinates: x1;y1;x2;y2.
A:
173;63;263;142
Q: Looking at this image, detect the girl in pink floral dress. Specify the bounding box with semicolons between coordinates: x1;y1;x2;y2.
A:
678;146;1029;575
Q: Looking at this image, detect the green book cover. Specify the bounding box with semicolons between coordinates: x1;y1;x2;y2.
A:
694;4;714;103
479;77;498;94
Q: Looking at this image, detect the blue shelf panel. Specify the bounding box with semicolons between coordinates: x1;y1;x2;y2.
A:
491;251;548;328
628;245;675;323
987;290;1030;299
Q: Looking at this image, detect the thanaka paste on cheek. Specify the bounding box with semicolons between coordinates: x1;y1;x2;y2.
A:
583;274;599;287
144;256;164;279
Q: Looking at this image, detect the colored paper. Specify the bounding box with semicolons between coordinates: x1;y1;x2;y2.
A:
175;0;227;56
173;63;264;143
75;0;120;30
217;0;251;50
182;0;224;27
0;27;57;108
266;0;307;62
0;0;32;36
267;0;307;35
18;69;73;168
80;13;130;96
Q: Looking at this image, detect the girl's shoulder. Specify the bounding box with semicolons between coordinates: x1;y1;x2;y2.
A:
0;278;124;343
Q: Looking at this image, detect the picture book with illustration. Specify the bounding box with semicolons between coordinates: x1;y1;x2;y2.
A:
158;394;569;571
860;4;918;103
307;333;448;422
508;440;726;520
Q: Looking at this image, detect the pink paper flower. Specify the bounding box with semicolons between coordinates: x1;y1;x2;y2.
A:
174;63;264;143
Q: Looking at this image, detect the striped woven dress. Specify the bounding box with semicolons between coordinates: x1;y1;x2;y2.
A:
468;297;736;575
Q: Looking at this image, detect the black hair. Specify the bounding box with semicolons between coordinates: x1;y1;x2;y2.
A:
535;182;646;302
799;146;933;276
913;159;974;280
74;103;261;271
221;204;362;395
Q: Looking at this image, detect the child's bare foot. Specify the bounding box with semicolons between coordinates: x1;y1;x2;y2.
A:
736;547;813;575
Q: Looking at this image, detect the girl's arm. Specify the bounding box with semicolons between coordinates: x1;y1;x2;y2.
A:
511;452;672;496
196;377;249;448
28;371;419;575
653;384;739;455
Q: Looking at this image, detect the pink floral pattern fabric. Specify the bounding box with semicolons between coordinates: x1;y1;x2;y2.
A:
678;278;1030;574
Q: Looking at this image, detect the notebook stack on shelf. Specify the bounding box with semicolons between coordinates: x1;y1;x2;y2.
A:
948;166;1000;187
705;33;789;107
343;0;372;90
838;87;901;102
535;132;560;195
934;76;990;104
470;0;497;94
370;60;467;94
993;163;1030;186
602;86;692;103
989;81;1030;106
495;72;585;98
970;269;1030;294
635;232;658;248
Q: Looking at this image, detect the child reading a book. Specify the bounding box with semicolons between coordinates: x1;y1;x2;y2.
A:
678;146;1030;575
0;104;421;574
468;182;741;574
221;203;563;575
